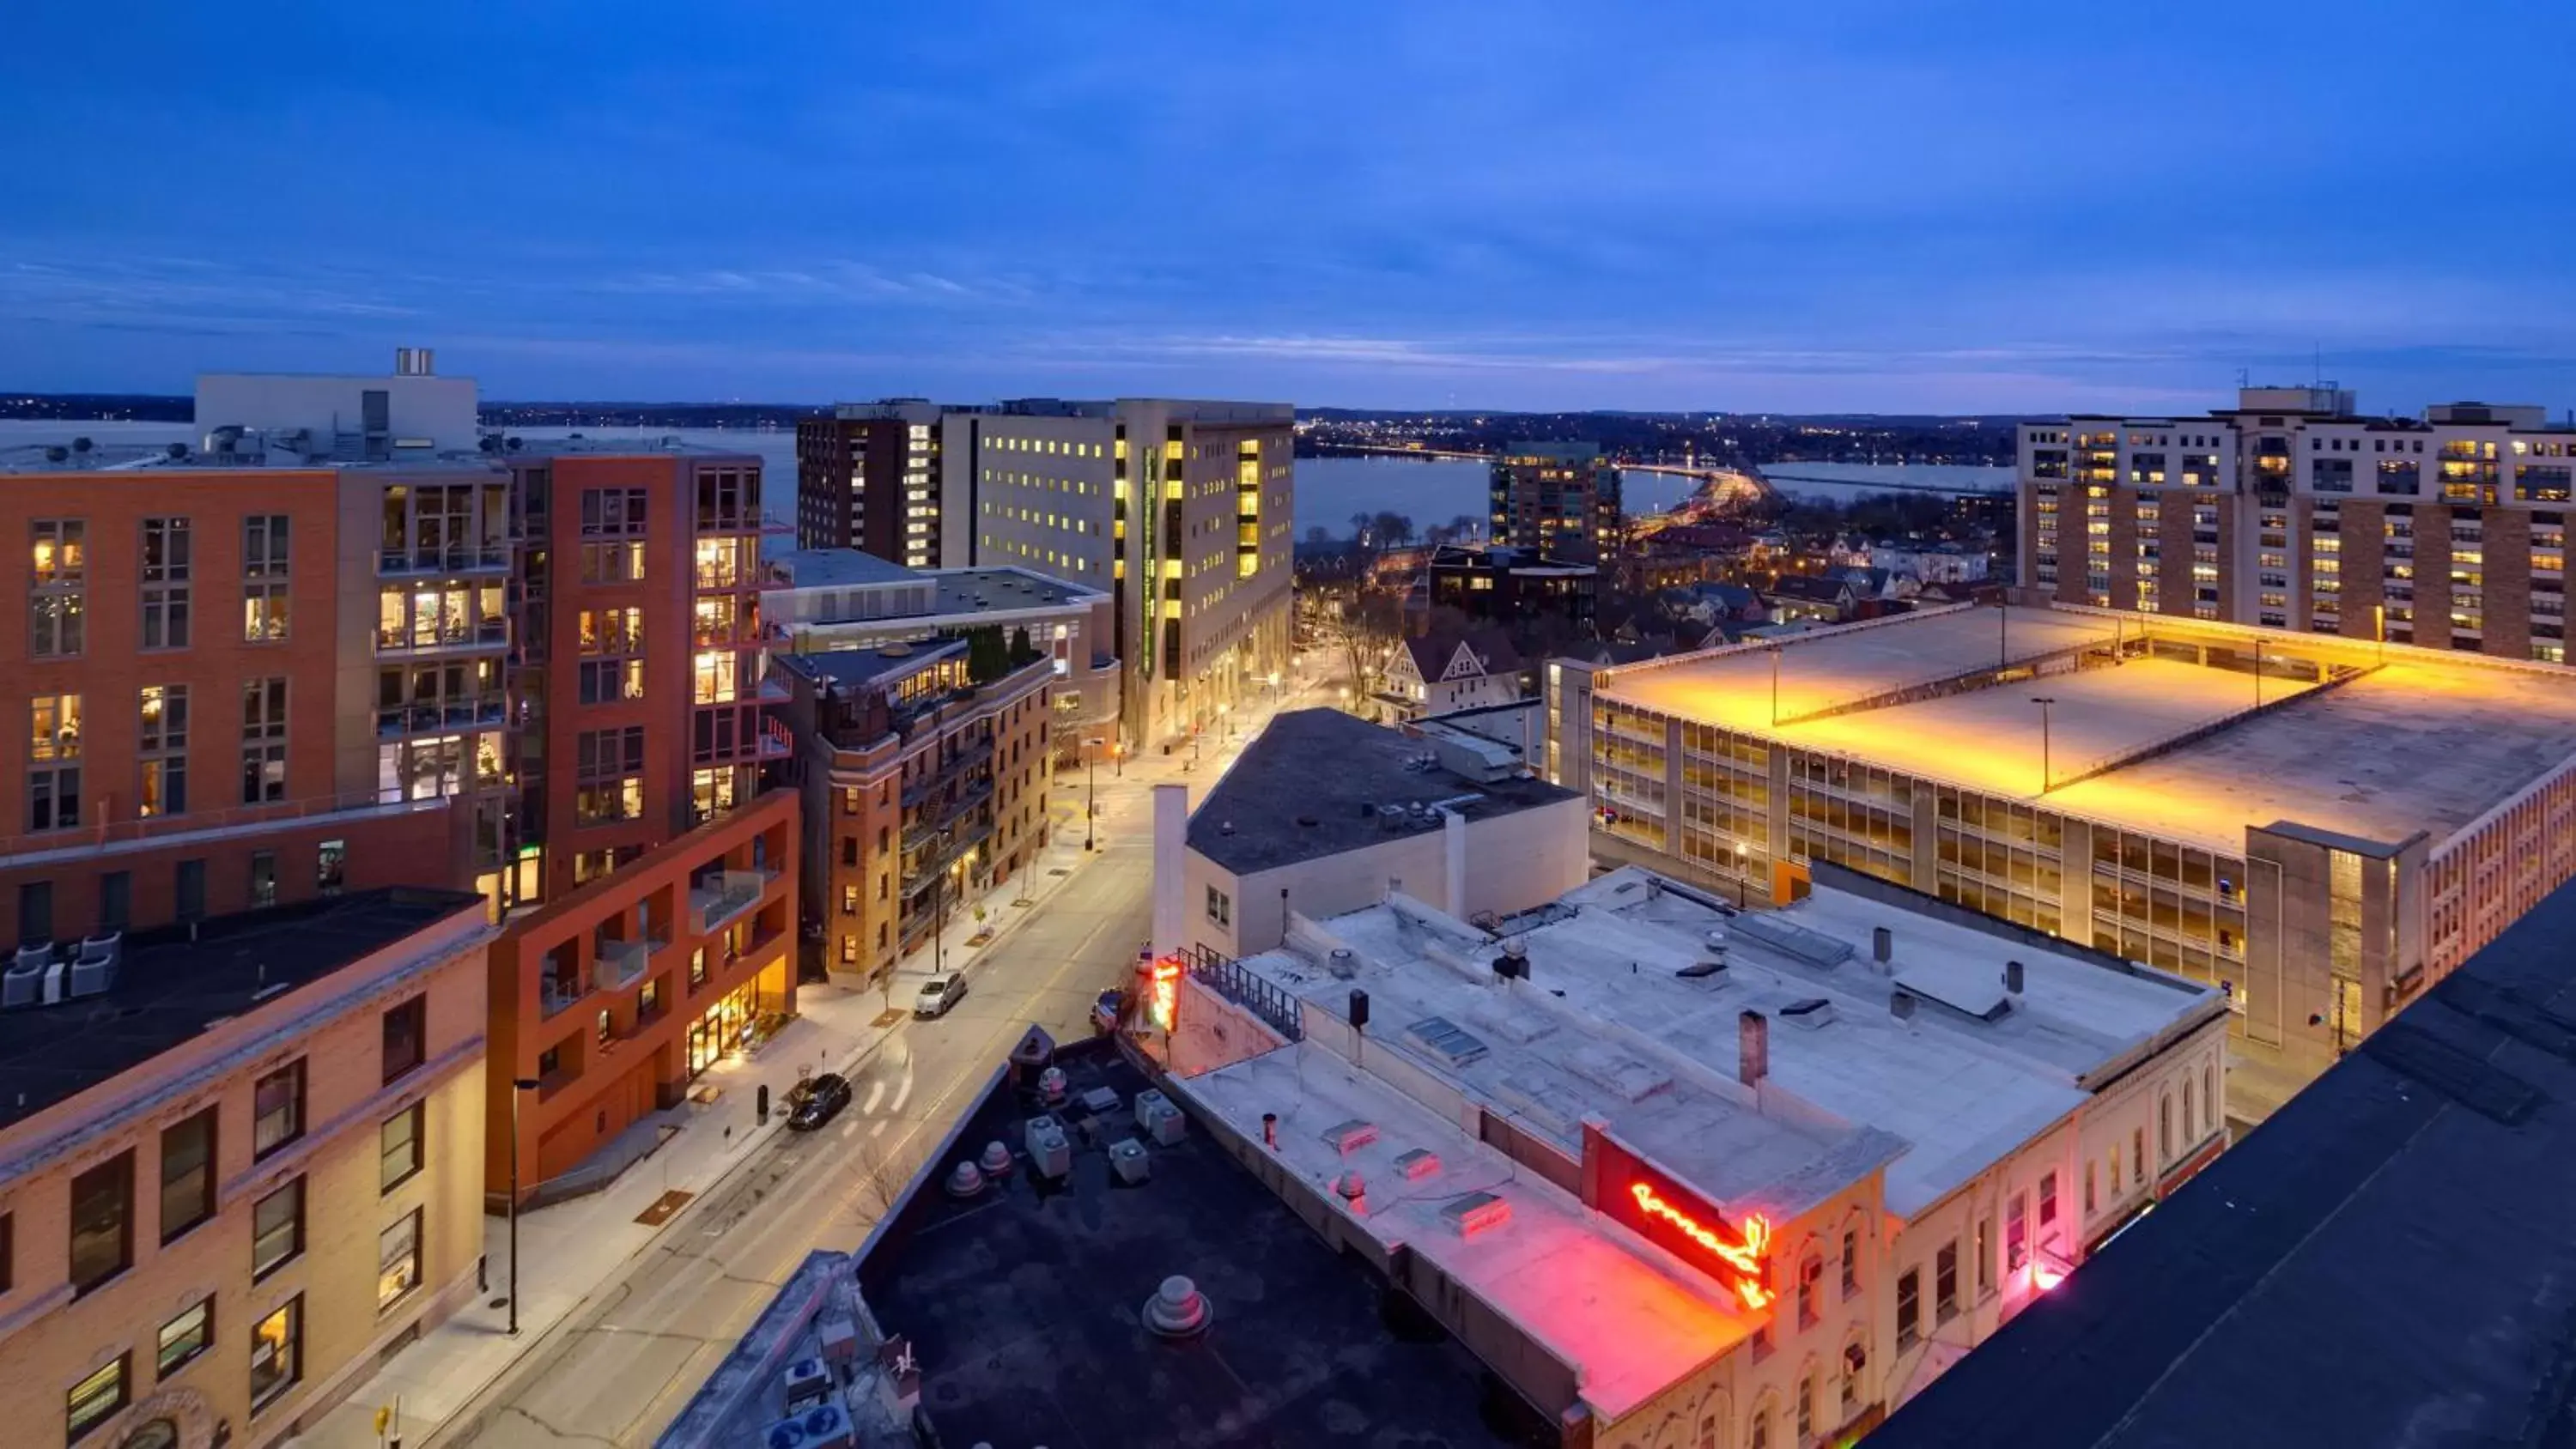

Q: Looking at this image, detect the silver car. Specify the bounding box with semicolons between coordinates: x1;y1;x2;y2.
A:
914;974;968;1018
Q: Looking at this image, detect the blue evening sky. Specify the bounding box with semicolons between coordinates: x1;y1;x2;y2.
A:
3;1;2571;414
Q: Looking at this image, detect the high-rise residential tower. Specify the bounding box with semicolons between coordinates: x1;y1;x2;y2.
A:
1489;440;1622;558
2019;386;2573;662
793;400;943;566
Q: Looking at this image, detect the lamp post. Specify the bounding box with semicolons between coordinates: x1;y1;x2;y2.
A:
2031;696;2057;793
1083;737;1103;851
2375;603;2386;665
1769;644;1783;726
507;1076;538;1336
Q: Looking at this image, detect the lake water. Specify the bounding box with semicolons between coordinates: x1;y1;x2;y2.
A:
0;420;2011;536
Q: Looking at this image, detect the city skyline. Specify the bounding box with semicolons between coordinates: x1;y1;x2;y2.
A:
4;2;2573;413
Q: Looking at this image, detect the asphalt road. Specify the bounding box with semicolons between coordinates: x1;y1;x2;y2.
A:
431;736;1206;1446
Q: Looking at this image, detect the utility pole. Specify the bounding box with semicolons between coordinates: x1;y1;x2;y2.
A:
507;1077;537;1335
1084;737;1103;851
2031;696;2057;793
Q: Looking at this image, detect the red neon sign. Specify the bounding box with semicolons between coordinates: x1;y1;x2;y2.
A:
1630;1181;1775;1310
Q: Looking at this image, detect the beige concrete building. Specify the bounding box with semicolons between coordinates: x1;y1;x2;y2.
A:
0;888;490;1449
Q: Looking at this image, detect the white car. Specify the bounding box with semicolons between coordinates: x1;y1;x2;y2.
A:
914;974;968;1019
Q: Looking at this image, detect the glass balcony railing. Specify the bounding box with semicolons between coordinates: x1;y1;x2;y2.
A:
380;544;511;577
539;973;588;1018
596;936;652;991
688;869;770;935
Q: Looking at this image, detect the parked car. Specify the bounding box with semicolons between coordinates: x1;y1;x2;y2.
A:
787;1073;852;1131
915;974;969;1019
1091;987;1124;1035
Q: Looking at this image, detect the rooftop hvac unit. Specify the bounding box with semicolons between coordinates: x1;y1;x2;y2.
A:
781;1356;832;1410
762;1403;854;1449
1109;1137;1151;1185
1026;1116;1072;1179
1;955;45;1010
1394;1148;1443;1181
1781;997;1837;1030
1079;1085;1122;1116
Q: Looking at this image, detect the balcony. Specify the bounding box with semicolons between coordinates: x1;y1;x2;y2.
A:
758;717;793;760
539;973;589;1019
902;737;995;807
597;936;653;991
377;617;509;658
689;868;773;934
380;544;511;578
377;698;509;738
902;779;994;852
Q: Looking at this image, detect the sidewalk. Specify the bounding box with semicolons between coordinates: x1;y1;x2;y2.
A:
293;814;1108;1448
290;677;1315;1448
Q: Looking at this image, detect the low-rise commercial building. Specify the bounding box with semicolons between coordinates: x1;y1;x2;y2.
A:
1875;870;2576;1449
1169;709;1587;961
0;888;491;1449
1578;601;2576;1117
764;549;1116;763
485;792;797;1202
1162;861;2226;1442
775;645;1052;985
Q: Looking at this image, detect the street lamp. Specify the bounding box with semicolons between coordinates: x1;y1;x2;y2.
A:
1083;737;1104;851
507;1076;538;1336
2031;696;2057;793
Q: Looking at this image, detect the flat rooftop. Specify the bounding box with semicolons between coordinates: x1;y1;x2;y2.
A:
0;888;485;1129
927;567;1101;613
1874;874;2576;1449
1246;867;2220;1219
859;1042;1546;1447
1183;1039;1758;1422
766;549;924;590
1190;709;1580;876
1600;605;2576;853
780;644;958;690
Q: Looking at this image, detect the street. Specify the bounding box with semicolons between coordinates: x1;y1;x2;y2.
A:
429;684;1303;1447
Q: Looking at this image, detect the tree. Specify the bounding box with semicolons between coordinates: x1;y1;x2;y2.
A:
1304;524;1333;548
1349;512;1374;549
1009;625;1035;664
963;626;1010;682
1449;513;1479;543
70;437;93;454
1370;512;1416;549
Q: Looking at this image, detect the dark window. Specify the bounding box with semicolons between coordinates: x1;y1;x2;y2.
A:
18;881;52;947
2007;1191;2030;1271
2039;1170;2059;1228
97;871;130;934
380;1104;423;1194
249;850;277;908
252;1178;304;1279
382;995;427;1084
252;1060;304;1159
156;1296;213;1377
68;1150;133;1294
0;1210;9;1291
175;858;207;922
159;1108;217;1244
1935;1241;1959;1323
66;1354;127;1444
249;1296;301;1410
1896;1267;1921;1350
317;840;346;894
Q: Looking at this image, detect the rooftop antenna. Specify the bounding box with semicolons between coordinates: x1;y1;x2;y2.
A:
2236;367;2251;391
2313;343;2324;388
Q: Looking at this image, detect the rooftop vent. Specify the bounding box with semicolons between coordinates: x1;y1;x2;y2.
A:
1335;1171;1370;1216
1025;1115;1072;1179
1327;948;1358;979
1733;912;1856;968
1440;1191;1514;1240
761;1402;855;1449
1143;1275;1213;1337
1394;1148;1443;1181
1404;1016;1492;1069
1781;997;1836;1030
944;1160;987;1197
1322;1119;1380;1155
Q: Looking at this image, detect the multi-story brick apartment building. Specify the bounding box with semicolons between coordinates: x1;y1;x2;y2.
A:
774;643;1053;985
2019;386;2573;662
763;548;1117;765
483;791;796;1201
0;887;490;1449
793;400;942;565
0;355;785;944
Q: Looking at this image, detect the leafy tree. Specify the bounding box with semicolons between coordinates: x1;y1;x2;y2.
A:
1009;625;1036;664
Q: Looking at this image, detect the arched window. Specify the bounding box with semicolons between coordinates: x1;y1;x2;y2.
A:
2183;1077;2195;1144
1844;1337;1868;1408
1797;1249;1824;1329
120;1422;179;1449
1748;1398;1774;1449
2159;1094;2174;1163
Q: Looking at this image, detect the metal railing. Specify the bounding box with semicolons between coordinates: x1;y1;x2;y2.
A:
377;700;508;737
1188;952;1304;1042
380;544;511;577
539;975;588;1019
0;789;447;862
688;869;771;935
376;618;509;655
596;936;653;991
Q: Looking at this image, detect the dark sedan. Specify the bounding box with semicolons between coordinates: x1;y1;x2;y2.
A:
786;1073;853;1131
